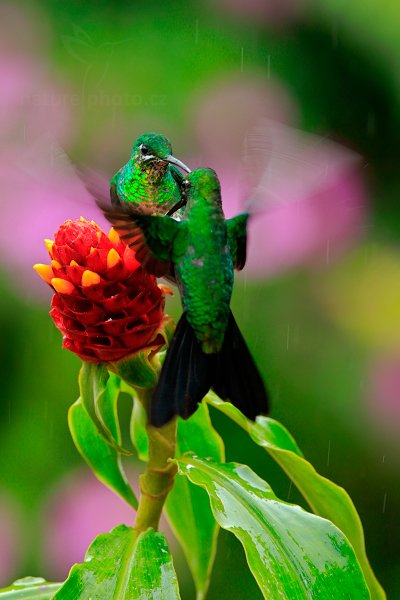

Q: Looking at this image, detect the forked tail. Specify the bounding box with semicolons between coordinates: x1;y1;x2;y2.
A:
150;311;269;426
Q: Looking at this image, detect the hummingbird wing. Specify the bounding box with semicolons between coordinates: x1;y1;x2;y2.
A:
77;166;113;205
226;213;248;271
98;203;188;277
241;118;360;213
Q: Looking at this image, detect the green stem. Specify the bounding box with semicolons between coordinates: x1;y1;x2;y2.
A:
134;392;177;533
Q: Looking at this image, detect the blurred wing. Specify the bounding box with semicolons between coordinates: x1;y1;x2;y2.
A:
99;203;188;277
226;213;248;271
242;118;361;213
14;134;103;214
77;166;113;205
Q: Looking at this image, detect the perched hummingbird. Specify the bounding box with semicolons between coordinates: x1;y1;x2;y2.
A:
81;132;191;221
110;132;191;215
98;168;269;426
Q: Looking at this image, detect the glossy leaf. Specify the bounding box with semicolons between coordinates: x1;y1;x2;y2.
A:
177;455;370;599
0;578;61;599
79;361;106;428
128;528;181;599
69;398;138;508
166;403;224;600
206;393;386;600
54;525;180;599
79;362;130;455
95;372;124;447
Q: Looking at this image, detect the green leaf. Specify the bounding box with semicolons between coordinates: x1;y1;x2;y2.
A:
112;349;160;389
176;456;370;599
95;372;124;446
69;398;138;508
79;362;130;455
0;578;61;599
166;403;224;600
54;525;180;599
127;528;181;599
130;391;149;462
79;361;106;426
206;393;386;600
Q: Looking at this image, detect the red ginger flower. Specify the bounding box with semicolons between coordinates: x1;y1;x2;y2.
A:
34;218;166;363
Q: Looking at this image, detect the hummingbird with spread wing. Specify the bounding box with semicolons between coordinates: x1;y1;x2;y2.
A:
94;121;361;425
98;167;269;426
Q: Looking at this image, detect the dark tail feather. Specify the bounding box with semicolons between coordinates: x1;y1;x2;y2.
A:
212;310;269;420
150;313;214;426
150;310;269;426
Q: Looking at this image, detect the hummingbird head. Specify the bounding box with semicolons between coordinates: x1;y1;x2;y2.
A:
183;168;222;207
131;132;190;174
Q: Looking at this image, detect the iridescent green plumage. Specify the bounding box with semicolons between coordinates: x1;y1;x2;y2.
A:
111;132;190;215
99;167;268;426
174;169;234;353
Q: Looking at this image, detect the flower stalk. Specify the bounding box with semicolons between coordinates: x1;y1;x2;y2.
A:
134;390;177;533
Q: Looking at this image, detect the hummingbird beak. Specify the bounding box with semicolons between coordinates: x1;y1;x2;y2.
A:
163;155;191;173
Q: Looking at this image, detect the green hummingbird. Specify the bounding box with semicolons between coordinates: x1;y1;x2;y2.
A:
110;132;191;215
99;167;269;426
82;132;191;221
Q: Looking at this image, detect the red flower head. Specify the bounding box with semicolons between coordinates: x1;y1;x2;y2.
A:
34;218;166;363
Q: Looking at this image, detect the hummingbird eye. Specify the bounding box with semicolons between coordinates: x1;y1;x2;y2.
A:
140;144;149;155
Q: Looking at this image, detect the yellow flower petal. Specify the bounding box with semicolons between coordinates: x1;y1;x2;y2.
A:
70;260;79;267
51;278;75;294
82;270;101;287
44;239;54;257
108;227;120;245
158;284;174;296
51;259;62;269
107;248;121;269
33;264;53;284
